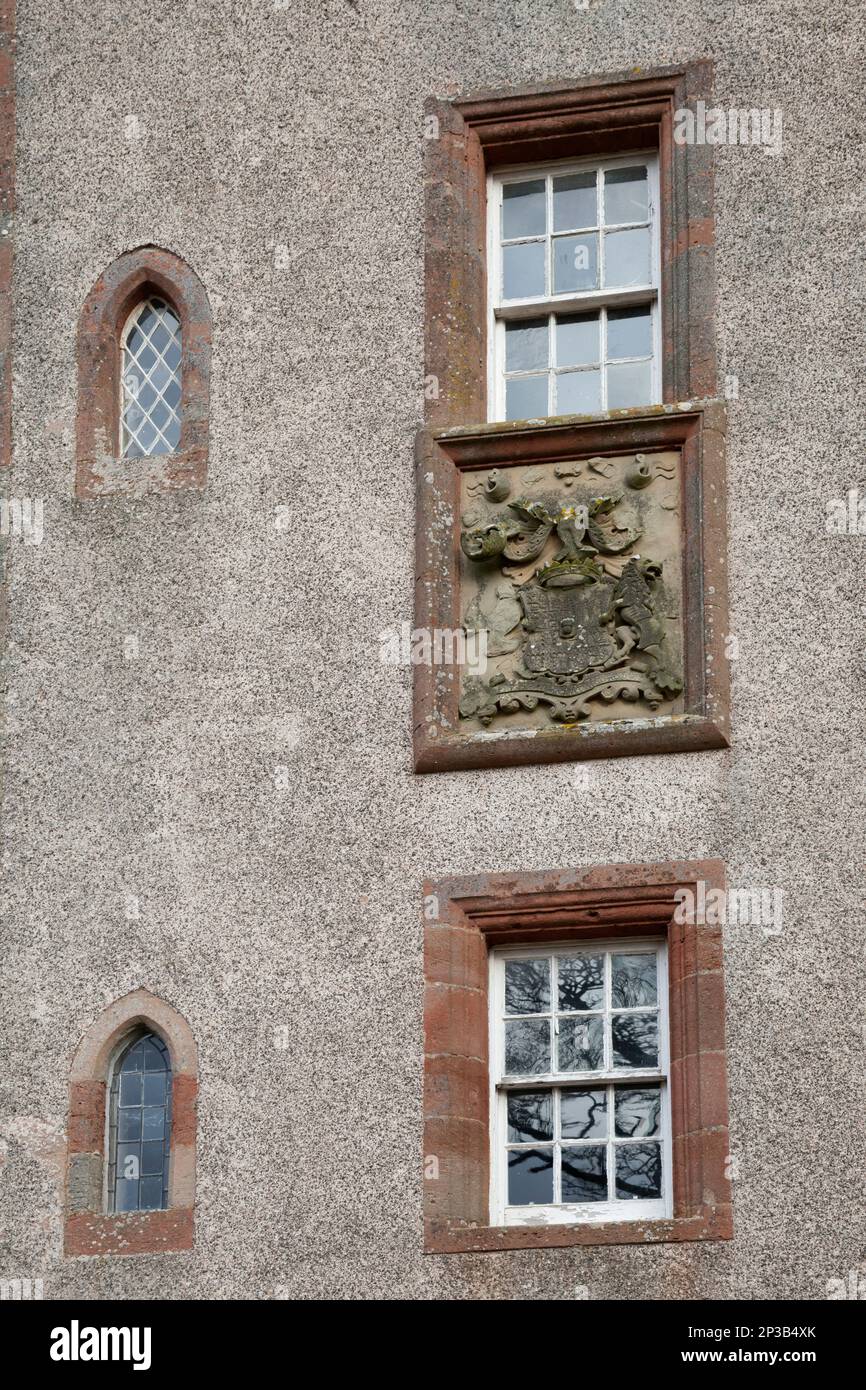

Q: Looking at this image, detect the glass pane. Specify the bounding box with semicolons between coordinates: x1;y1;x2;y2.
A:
135;344;157;375
506;375;548;420
150;401;171;434
615;1087;661;1137
118;1109;142;1142
505;1018;550;1074
556;369;601;415
139;1176;165;1211
556;312;599;367
164;339;182;372
150;322;170;355
558;954;604;1011
141;1141;165;1176
615;1142;662;1199
611;953;658;1007
136;381;157;414
122;1042;145;1071
134;421;159;455
553;171;596;231
607;360;653;409
150;360;173;393
503;241;545;299
561;1088;607;1139
142;1107;165;1140
505;958;550;1014
607;305;652;359
147;1035;169;1065
507;1147;554;1205
557;1016;604;1071
162;417;182;449
117;1143;140;1180
561;1145;607;1202
505;319;548;372
604;166;648;225
612;1013;659;1069
125;402;145;432
163;378;182;410
119;1072;142;1107
114;1178;139;1212
137;303;158;334
604;226;651;287
502;179;546;239
507;1091;553;1144
553;233;598;293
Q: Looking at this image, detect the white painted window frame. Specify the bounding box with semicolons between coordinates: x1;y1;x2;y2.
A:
486;152;662;422
488;938;672;1227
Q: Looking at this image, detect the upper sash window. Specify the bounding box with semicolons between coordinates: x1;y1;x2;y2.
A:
488;155;661;421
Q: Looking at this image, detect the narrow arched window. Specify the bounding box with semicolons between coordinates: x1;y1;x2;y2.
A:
107;1030;173;1212
77;248;211;498
120;297;182;458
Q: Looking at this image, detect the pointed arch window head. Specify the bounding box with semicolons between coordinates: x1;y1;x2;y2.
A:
107;1030;172;1213
120;297;182;458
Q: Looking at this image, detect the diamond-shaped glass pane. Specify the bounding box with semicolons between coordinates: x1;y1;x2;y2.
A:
121;297;182;458
150;400;171;433
135;420;159;454
162;417;181;450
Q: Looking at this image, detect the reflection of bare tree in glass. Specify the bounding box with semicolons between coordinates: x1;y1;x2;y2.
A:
561;1145;607;1201
611;954;656;1007
505;1018;550;1073
612;1013;657;1067
615;1142;661;1198
505;958;550;1013
507;1091;553;1143
558;1016;604;1070
614;1087;660;1136
561;1088;606;1138
523;1150;553;1176
559;955;603;1011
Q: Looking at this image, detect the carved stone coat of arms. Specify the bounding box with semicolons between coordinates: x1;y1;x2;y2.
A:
457;451;684;729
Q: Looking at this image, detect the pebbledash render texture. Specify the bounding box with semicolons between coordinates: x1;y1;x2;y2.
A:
1;0;866;1301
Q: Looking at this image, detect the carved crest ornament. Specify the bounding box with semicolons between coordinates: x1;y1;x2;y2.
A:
458;452;684;728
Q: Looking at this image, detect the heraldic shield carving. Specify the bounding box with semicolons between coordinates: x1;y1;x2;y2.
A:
458;451;684;729
413;403;729;771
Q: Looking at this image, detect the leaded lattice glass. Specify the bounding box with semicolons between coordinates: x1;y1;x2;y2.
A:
108;1031;172;1212
120;298;182;458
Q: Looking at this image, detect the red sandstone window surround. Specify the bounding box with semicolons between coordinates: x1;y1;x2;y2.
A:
64;988;197;1258
423;63;718;430
75;245;212;499
422;861;733;1253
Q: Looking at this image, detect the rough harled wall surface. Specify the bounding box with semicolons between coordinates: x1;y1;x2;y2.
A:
2;0;866;1299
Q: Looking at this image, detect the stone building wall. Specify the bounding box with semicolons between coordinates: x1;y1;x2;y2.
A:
1;0;865;1298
